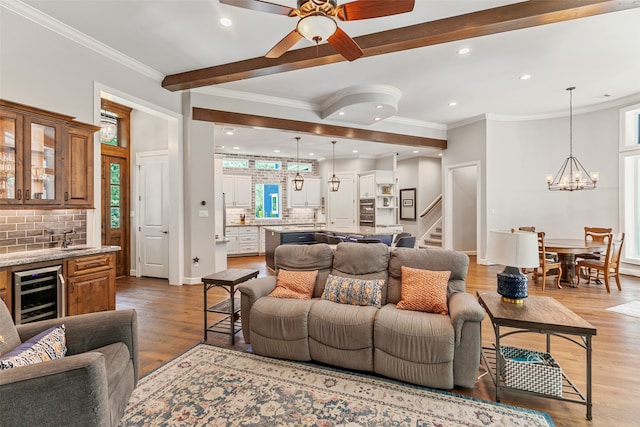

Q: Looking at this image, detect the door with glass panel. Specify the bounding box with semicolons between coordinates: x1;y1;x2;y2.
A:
0;110;22;203
101;156;129;277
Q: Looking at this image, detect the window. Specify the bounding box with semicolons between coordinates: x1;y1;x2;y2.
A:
223;158;249;168
255;160;281;170
287;162;312;172
620;104;640;263
255;183;281;219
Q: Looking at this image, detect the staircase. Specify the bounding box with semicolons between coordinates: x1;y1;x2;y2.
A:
419;222;442;249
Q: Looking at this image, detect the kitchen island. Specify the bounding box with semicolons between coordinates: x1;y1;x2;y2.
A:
263;226;402;270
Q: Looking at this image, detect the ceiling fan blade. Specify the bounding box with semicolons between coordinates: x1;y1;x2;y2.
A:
336;0;415;21
219;0;296;16
327;27;363;61
265;30;304;58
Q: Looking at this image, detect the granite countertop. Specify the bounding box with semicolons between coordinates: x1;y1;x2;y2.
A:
0;245;121;268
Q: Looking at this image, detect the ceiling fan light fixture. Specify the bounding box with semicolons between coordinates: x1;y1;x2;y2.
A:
297;15;337;43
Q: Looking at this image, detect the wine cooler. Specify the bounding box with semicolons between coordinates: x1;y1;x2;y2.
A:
13;265;64;325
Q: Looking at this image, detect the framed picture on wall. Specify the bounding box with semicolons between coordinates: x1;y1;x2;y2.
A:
400;188;416;221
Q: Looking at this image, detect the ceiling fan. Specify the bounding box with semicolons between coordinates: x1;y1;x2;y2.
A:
220;0;415;61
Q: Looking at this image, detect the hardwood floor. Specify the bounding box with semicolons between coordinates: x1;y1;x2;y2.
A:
116;255;640;427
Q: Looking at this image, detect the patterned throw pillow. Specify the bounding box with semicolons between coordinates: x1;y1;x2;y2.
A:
321;274;384;308
0;325;67;370
269;269;318;299
396;266;451;315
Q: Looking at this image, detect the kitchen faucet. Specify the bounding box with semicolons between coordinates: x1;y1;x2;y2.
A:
61;229;73;248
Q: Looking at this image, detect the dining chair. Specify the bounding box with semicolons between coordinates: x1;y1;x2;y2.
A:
326;235;345;244
392;232;411;246
576;232;624;293
532;232;563;291
395;236;416;248
576;227;613;261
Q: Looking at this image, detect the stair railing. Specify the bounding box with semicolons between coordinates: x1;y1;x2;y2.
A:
420;194;442;218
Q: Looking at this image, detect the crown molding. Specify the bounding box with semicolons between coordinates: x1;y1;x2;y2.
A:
2;0;163;82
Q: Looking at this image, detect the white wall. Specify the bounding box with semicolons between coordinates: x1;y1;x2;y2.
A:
396;157;442;238
451;165;477;252
486;107;619;239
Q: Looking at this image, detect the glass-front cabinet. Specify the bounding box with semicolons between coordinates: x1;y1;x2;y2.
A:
0;99;97;208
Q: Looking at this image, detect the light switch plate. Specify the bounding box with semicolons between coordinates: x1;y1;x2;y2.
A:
198;210;209;217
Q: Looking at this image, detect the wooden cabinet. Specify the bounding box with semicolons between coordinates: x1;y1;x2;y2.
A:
288;176;321;208
223;175;252;208
0;99;98;208
66;253;115;316
0;267;10;314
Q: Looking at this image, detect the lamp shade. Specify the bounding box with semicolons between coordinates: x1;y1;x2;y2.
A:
486;229;539;268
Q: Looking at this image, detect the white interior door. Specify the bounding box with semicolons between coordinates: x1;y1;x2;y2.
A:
328;172;357;231
138;151;169;278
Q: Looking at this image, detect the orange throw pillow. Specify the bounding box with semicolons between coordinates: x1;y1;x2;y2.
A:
396;266;451;315
269;269;318;300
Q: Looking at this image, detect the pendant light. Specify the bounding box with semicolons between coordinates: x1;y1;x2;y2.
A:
293;136;304;191
546;87;598;191
100;101;117;144
328;140;340;192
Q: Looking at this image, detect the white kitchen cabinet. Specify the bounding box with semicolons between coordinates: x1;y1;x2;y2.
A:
288;176;321;208
359;174;375;198
226;226;258;256
359;170;397;226
223;175;252;208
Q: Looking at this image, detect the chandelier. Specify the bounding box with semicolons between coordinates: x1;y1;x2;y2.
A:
546;87;598;191
328;140;340;192
293;137;304;191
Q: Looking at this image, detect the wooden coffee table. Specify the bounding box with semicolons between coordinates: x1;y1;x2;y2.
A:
477;291;597;420
202;268;259;344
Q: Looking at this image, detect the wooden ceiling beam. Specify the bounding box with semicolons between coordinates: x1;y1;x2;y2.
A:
163;0;637;91
192;108;447;149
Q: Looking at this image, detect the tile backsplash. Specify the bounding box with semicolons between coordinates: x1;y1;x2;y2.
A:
0;209;87;254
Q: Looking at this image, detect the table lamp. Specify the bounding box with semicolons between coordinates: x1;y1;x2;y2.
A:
486;229;539;304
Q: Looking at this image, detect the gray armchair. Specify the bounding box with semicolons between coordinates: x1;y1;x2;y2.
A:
0;303;138;427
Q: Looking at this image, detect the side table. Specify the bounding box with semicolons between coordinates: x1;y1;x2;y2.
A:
477;291;597;420
203;268;258;344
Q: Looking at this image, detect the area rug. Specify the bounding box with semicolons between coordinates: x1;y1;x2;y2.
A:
607;300;640;318
120;343;555;427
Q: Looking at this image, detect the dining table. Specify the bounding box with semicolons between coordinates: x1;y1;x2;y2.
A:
544;239;607;286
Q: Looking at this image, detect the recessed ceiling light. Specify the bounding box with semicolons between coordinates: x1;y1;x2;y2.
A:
374;117;381;121
413;150;419;154
338;111;345;116
219;17;232;27
520;74;532;80
457;47;471;55
233;146;240;150
223;127;235;135
353;150;358;153
216;145;224;149
438;153;443;157
449;101;457;107
274;149;280;153
376;105;383;109
309;153;314;156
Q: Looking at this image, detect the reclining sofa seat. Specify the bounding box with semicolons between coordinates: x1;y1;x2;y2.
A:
237;242;484;389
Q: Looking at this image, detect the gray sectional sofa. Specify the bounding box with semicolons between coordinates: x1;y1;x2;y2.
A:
237;242;485;389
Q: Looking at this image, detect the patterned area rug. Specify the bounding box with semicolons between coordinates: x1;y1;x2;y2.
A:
607;300;640;318
120;343;555;427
